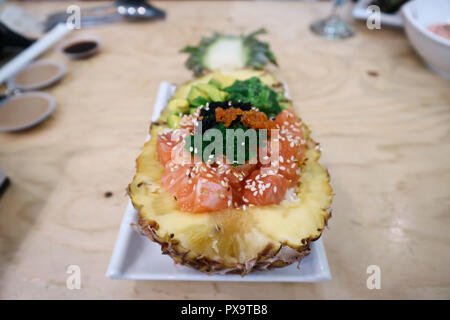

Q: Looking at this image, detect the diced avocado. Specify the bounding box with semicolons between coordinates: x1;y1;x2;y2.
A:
168;98;189;113
210;72;236;89
187;86;209;105
167;114;182;128
208;78;221;89
196;84;228;102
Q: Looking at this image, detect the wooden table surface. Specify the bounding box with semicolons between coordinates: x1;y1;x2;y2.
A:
0;1;449;299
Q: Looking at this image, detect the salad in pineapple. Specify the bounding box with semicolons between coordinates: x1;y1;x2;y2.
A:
129;69;332;275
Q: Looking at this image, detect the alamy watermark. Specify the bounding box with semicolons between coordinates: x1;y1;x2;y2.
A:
366;265;381;289
66;5;81;30
66;265;81;290
366;5;381;30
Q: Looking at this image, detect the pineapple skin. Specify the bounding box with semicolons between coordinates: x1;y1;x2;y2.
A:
129;71;333;276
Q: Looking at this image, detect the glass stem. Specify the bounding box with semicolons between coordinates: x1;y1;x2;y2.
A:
330;0;344;18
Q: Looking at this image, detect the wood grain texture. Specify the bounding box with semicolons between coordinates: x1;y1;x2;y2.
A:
0;1;449;299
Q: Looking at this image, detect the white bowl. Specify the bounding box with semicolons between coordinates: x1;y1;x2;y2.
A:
402;0;450;79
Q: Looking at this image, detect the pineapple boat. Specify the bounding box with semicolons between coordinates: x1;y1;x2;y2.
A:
129;30;332;275
129;69;333;275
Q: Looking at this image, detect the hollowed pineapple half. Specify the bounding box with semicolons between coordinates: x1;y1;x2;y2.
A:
129;70;332;275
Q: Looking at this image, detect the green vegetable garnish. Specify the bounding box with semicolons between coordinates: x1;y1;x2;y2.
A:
224;77;282;118
184;101;268;165
191;96;211;108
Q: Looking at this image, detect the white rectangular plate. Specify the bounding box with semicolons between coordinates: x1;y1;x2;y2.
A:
353;0;403;28
106;82;332;282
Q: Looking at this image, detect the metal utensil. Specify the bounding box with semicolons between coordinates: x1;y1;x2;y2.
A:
115;0;166;19
43;0;165;32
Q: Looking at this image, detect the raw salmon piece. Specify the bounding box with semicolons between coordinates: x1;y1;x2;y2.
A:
242;170;288;206
176;164;232;213
156;132;175;166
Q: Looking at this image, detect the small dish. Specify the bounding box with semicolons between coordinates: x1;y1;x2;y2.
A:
8;59;66;91
0;91;55;132
106;82;332;282
59;35;102;60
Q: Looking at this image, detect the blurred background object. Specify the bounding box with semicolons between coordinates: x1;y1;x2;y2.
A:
0;4;42;39
0;168;9;198
353;0;408;27
0;91;56;132
310;0;355;39
59;34;101;59
369;0;410;13
43;0;165;31
0;21;34;57
402;0;450;79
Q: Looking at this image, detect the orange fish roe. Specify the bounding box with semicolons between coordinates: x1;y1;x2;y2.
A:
215;107;243;127
241;110;276;130
215;107;276;130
